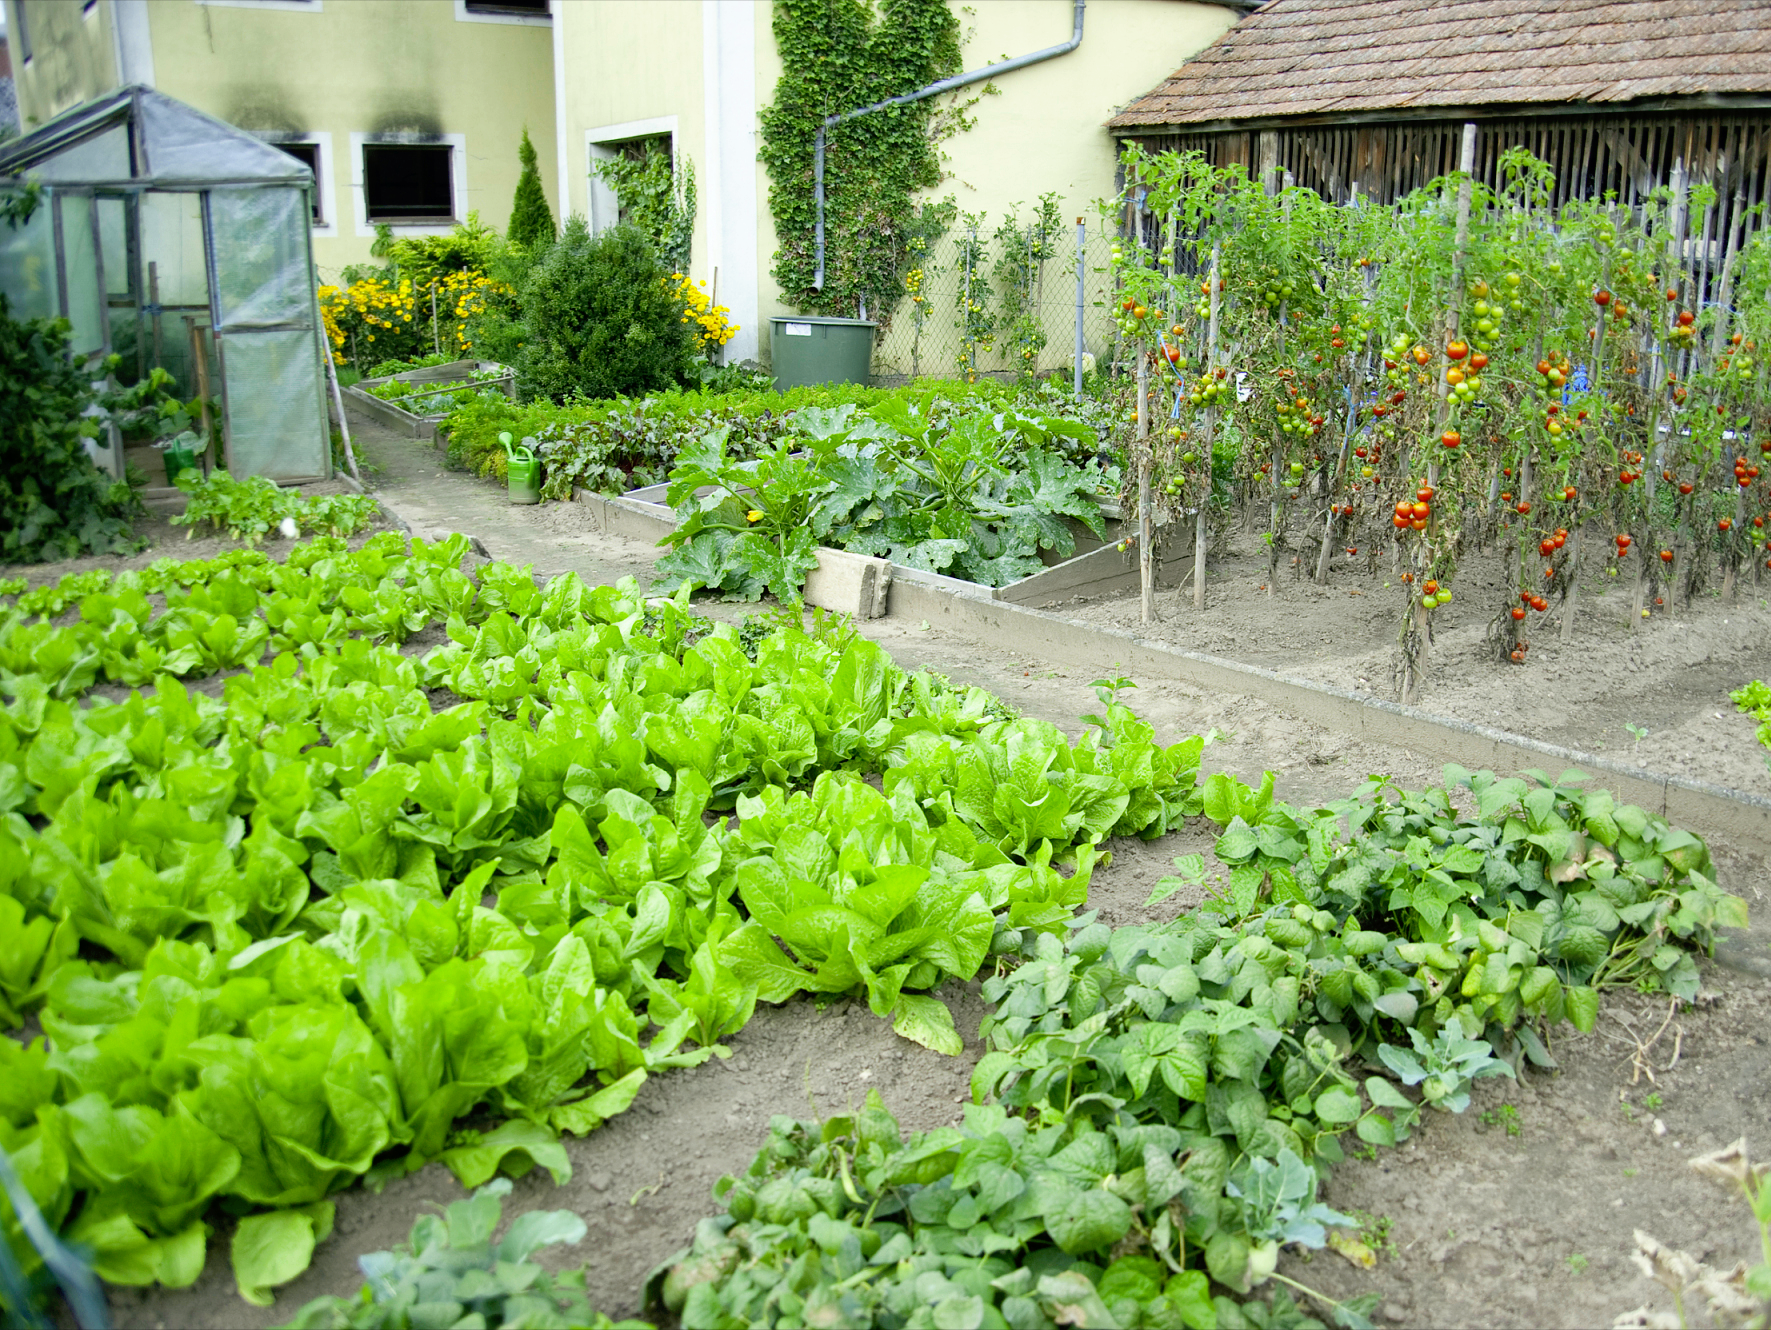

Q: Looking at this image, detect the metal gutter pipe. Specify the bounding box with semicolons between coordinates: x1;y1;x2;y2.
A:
813;0;1085;291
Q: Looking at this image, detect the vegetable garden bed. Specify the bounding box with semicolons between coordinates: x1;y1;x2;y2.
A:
344;361;516;441
1;521;1764;1330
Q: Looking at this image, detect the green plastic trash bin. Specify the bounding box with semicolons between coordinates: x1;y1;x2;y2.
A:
769;316;876;390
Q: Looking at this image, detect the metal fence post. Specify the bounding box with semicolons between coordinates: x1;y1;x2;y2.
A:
1074;217;1086;393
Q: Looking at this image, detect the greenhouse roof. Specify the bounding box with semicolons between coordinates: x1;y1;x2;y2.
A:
1109;0;1771;132
0;85;311;188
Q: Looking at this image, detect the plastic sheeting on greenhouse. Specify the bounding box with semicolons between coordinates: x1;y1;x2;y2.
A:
0;86;331;483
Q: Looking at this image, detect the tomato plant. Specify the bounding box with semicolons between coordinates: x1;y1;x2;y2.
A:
1098;142;1771;694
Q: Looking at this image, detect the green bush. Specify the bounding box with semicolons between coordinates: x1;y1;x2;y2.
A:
507;128;556;251
516;219;695;403
0;296;142;563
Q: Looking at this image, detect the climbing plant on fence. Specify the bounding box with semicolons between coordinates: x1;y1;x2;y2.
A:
759;0;975;324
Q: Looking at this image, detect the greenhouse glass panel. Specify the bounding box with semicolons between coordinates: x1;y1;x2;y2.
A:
57;193;107;358
97;195;132;298
139;191;209;309
208;187;310;327
32;126;131;183
0;197;57;322
220;328;329;482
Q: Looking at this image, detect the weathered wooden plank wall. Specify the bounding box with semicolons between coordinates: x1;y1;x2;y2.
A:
1130;113;1771;268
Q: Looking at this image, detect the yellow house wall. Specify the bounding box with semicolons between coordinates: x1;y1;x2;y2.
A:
556;0;775;364
140;0;556;278
932;0;1234;231
5;1;554;277
5;0;119;125
547;0;1238;372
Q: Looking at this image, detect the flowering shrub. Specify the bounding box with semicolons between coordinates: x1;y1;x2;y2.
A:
671;273;739;355
442;269;514;358
318;271;513;370
318;277;425;367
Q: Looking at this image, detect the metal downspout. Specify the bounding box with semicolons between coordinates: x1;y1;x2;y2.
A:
813;0;1085;291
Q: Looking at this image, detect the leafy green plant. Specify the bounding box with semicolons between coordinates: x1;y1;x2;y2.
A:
1377;1026;1513;1114
280;1179;644;1329
653;425;832;602
0;532;1218;1307
446;375;1040;496
171;472;380;544
760;0;969;323
1479;1103;1522;1137
516;220;695;402
1733;680;1771;769
649;752;1743;1330
0;296;142;563
654;400;1110;598
365;368;508;416
589;138;693;273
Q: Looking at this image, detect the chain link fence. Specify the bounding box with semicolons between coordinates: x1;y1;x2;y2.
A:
868;217;1126;385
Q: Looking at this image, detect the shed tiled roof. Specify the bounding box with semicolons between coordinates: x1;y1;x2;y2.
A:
1109;0;1771;129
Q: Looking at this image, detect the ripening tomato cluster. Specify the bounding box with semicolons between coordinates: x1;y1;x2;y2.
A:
1391;484;1434;531
1275;393;1322;438
1185;371;1229;407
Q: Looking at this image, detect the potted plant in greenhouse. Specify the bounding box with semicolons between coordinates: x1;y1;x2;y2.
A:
500;431;541;504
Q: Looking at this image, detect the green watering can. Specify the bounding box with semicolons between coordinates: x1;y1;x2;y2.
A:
500;432;540;505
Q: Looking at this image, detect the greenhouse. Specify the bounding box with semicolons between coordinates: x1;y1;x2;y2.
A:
0;85;331;483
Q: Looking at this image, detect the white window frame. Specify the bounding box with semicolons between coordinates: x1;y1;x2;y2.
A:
194;0;324;13
584;115;677;236
251;130;337;238
350;132;467;238
454;0;549;28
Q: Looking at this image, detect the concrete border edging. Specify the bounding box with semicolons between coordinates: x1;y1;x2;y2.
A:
883;577;1771;855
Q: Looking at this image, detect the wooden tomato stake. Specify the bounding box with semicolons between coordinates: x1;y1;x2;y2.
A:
1138;347;1155;623
1560;524;1582;642
1562;240;1612;642
1403;125;1476;706
1317;237;1373;586
1193;242;1221;613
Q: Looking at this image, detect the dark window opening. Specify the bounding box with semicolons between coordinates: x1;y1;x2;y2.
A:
363;144;454;223
277;142;322;223
465;0;549;14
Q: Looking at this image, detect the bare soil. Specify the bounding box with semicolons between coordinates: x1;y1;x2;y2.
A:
72;414;1771;1328
1055;530;1771;798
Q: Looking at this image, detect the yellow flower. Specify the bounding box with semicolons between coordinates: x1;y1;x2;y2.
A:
746;509;764;523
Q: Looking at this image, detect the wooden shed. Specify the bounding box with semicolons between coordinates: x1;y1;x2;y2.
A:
1109;0;1771;260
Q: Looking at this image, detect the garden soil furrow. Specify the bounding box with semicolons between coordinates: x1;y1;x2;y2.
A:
1056;537;1771;799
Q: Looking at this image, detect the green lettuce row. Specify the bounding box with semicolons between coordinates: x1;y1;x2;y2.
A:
646;769;1748;1330
0;536;1200;1305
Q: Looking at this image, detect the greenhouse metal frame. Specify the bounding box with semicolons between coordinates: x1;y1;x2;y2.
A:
0;85;332;484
